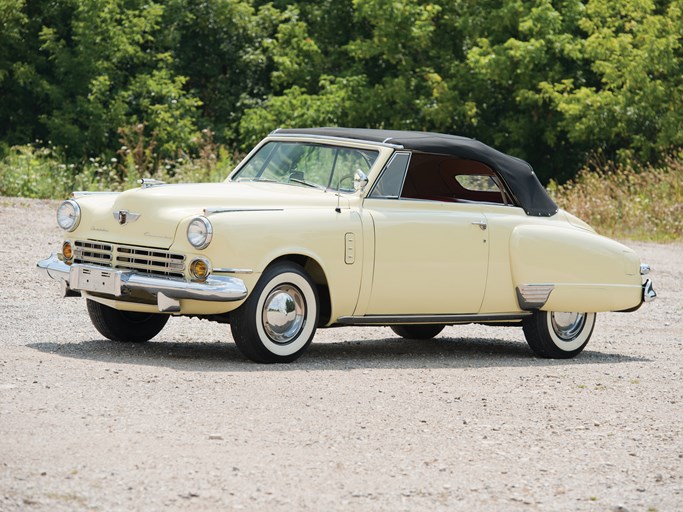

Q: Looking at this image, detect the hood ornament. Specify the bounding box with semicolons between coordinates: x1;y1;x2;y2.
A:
138;178;166;188
113;210;141;225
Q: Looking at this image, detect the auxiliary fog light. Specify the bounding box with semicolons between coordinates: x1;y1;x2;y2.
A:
189;258;211;281
62;241;74;264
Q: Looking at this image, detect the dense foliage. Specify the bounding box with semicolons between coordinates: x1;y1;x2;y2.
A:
1;0;682;185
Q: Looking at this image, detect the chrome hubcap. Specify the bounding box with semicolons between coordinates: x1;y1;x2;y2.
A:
262;285;306;344
551;312;586;341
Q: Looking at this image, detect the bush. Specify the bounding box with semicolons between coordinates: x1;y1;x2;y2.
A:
0;138;236;200
0;145;74;199
549;154;683;242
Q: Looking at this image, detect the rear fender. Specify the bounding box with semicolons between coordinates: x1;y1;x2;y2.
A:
510;225;642;312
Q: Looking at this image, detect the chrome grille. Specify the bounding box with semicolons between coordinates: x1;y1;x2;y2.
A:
74;241;185;279
74;241;112;265
115;246;185;278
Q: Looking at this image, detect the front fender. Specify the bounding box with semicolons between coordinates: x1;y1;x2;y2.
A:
183;208;364;323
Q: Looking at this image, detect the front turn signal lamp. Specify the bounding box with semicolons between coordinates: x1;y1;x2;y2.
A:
62;241;74;264
189;258;211;281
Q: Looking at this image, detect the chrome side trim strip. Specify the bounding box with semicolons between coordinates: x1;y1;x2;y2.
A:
516;284;555;310
204;208;284;216
213;268;254;274
336;312;530;325
72;191;120;198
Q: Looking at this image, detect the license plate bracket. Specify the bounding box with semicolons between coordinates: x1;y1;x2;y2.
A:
70;265;122;296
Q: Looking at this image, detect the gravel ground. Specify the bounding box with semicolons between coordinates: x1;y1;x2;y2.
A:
1;197;682;512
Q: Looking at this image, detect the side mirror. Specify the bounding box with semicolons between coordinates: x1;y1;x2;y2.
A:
353;170;369;191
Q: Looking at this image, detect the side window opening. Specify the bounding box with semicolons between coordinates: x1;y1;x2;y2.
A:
399;153;514;206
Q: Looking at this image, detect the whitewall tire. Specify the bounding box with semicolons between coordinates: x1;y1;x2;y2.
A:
231;262;319;363
522;311;596;359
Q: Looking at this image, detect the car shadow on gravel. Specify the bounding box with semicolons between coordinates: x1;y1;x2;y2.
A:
28;336;649;372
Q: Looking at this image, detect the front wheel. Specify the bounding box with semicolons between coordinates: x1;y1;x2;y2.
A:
522;311;596;359
87;299;169;342
230;262;319;363
390;324;445;340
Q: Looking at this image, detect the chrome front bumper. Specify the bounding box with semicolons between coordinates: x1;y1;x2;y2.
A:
37;254;248;312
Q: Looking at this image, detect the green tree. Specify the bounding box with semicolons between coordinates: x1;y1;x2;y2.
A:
37;0;202;160
539;0;683;163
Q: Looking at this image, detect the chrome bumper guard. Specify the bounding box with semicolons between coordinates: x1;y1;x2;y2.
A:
641;263;656;303
643;279;656;303
37;254;248;312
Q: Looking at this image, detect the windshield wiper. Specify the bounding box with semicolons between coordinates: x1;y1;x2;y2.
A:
235;177;279;183
289;178;326;190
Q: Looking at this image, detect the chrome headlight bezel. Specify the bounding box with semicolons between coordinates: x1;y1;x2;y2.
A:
56;199;81;232
187;216;213;250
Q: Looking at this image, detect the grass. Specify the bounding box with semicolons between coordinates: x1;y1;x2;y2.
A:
548;154;683;242
2;143;681;242
0;139;235;200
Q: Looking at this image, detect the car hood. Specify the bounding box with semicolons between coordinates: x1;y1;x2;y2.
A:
75;181;349;249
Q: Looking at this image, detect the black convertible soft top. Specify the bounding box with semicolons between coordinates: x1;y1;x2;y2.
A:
273;127;558;217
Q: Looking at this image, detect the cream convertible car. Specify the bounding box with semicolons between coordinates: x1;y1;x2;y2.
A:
38;128;656;363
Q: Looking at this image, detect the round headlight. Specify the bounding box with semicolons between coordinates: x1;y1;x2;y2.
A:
56;200;81;232
187;216;213;250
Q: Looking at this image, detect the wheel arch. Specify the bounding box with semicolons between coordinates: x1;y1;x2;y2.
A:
266;254;331;326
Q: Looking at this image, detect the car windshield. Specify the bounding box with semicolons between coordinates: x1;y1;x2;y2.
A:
232;141;379;192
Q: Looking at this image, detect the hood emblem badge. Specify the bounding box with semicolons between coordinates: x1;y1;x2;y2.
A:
113;210;141;225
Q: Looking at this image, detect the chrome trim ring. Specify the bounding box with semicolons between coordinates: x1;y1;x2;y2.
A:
189;257;212;280
61;240;74;263
56;199;81;232
261;284;306;344
187;216;213;250
550;312;587;341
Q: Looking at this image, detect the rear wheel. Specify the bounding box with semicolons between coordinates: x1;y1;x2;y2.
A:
522;311;596;358
230;262;319;363
87;299;169;342
390;324;445;340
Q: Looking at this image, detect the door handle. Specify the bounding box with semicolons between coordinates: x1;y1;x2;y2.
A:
471;220;487;230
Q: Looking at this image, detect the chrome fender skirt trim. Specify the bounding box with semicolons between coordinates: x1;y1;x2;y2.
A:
337;312;531;326
516;284;555;310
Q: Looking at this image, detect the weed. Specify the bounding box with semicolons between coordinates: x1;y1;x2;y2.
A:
549;153;683;242
0;138;237;199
